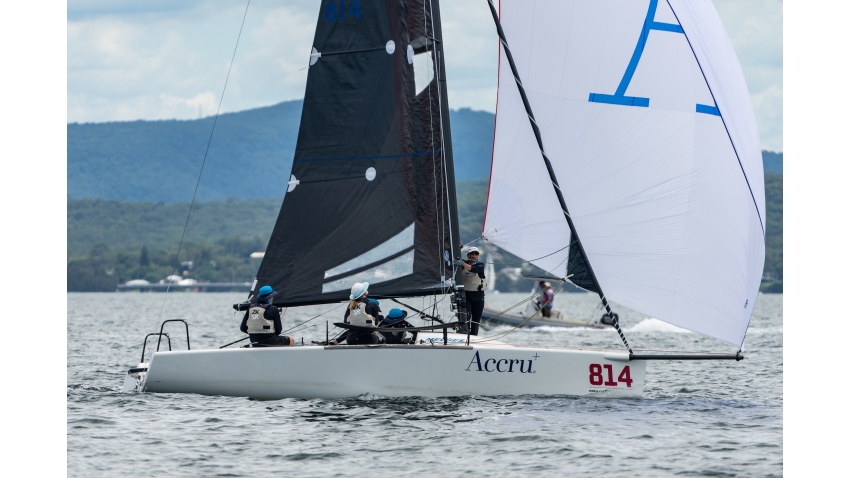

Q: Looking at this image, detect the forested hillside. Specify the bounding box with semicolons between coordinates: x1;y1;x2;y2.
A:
68;175;782;292
762;151;783;174
762;172;783;291
68;101;495;202
68;100;782;292
67;179;489;291
69;99;780;203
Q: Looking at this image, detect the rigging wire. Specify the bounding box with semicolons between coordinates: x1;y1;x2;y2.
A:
427;0;458;303
279;304;345;336
472;282;565;343
479;240;571;267
155;0;251;326
478;289;544;326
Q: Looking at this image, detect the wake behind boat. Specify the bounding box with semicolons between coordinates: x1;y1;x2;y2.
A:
123;0;762;400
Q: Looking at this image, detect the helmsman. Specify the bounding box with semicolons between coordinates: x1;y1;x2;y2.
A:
239;285;295;347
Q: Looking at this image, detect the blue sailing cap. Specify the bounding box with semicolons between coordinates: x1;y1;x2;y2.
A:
258;285;275;300
384;308;408;325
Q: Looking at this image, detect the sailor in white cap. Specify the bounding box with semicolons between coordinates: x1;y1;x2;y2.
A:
453;246;487;335
330;282;386;345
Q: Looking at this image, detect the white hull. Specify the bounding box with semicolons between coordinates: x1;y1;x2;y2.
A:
128;333;646;400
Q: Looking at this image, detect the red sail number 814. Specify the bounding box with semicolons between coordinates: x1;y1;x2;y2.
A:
589;364;633;387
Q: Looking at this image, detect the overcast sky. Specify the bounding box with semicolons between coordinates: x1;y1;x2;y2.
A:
68;0;782;151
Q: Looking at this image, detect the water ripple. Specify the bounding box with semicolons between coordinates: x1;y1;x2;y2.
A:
68;292;782;477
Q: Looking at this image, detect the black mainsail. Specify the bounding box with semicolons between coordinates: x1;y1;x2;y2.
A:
254;0;461;308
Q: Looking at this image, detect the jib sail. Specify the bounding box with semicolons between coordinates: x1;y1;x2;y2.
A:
254;0;461;307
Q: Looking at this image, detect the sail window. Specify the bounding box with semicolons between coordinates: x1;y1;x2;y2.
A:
323;223;415;279
408;36;434;96
365;167;376;181
412;51;434;96
322;250;415;293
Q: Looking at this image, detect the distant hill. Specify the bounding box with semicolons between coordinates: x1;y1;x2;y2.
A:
68;101;494;203
762;150;783;174
69;100;779;203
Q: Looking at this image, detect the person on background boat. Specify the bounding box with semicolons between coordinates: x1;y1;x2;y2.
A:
331;282;386;345
380;308;415;344
454;246;486;336
537;281;555;318
240;285;295;347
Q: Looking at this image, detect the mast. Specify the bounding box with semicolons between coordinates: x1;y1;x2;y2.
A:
485;0;630;352
429;0;466;322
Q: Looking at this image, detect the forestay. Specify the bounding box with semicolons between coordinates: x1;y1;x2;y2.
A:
483;0;764;347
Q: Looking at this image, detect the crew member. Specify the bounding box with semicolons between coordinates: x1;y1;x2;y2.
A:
538;281;555;318
380;308;415;344
332;282;386;345
454;246;486;335
240;285;295;347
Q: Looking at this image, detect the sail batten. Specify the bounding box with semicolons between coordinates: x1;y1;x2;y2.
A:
484;0;765;347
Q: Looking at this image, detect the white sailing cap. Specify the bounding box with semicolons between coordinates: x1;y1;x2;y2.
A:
466;247;480;254
349;282;369;300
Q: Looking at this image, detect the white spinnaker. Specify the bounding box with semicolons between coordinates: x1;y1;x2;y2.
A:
482;0;765;346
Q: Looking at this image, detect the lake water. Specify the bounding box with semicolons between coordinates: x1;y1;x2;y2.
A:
68;291;782;476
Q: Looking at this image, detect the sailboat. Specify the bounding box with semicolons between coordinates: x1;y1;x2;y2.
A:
123;0;762;400
477;250;609;329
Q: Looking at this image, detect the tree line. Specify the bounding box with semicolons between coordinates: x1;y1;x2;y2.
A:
68;174;781;292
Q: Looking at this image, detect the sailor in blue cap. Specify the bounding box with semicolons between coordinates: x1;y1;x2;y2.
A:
381;308;414;344
239;285;295;347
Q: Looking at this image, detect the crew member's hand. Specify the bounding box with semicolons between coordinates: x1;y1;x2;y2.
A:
452;260;466;266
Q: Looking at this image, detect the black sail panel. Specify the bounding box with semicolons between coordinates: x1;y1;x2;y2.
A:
256;0;455;307
566;243;599;293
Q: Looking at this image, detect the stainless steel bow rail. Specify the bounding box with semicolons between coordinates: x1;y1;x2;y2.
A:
334;321;463;345
140;333;170;364
135;319;192;366
156;319;190;352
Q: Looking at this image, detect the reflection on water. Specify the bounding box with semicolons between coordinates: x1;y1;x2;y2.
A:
68;292;782;477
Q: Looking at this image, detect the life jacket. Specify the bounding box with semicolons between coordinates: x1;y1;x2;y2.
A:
542;288;555;307
246;304;276;334
462;262;487;292
347;302;377;328
383;329;408;344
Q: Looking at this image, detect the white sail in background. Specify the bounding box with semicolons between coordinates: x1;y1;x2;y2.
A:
482;0;765;346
